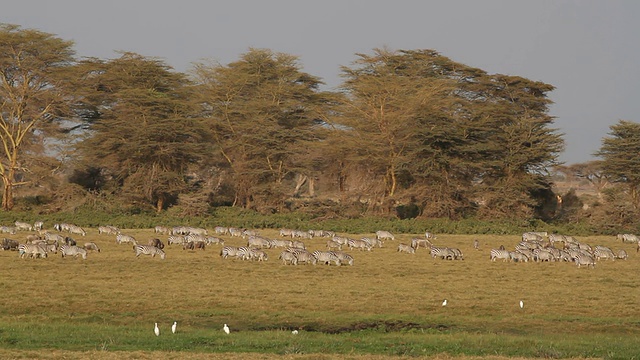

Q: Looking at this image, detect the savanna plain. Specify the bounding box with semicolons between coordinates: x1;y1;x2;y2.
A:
0;227;638;360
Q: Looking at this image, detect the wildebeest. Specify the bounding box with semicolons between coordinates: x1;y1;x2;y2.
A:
148;238;165;249
183;241;205;251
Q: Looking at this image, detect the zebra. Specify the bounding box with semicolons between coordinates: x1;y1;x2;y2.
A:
397;243;415;254
424;231;437;240
134;245;166;259
214;226;229;235
490;249;511;262
279;228;294;237
375;230;395;241
617;233;639;243
473;239;480;250
153;225;171;234
332;251;354;266
60;245;87;260
18;244;48;259
247;236;272;249
220;246;240;259
411;238;431;250
279;250;298;265
0;226;16;235
14;221;33;231
348;238;372;251
234;246;253;261
33;221;44;231
228;228;244;237
430;246;455;260
593;247;615;261
270;239;293;248
449;248;464;260
204;236;224;246
68;225;86;236
167;235;186;246
99;225;120;235
575;253;595;268
247;248;268;261
361;237;383;248
44;232;65;244
616;249;628;260
116;234;137;245
326;239;342;251
311;250;341;266
291;249;314;265
509;251;529;262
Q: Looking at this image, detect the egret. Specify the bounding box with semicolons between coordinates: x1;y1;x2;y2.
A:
154;323;160;336
172;321;177;334
223;324;230;334
520;300;524;309
442;299;447;306
292;330;299;335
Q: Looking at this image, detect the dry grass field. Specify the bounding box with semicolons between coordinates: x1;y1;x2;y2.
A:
0;227;638;359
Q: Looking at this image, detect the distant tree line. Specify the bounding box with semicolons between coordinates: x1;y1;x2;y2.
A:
0;24;637;226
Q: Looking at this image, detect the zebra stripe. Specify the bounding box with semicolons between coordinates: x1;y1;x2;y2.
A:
18;244;48;259
60;245;87;259
311;250;341;266
134;245;166;259
397;243;415;254
575;253;595;268
490;249;510;262
375;230;395;241
220;246;240;259
116;234;137;245
332;251;354;266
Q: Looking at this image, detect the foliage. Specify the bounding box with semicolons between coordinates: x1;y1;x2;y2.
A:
73;52;211;212
0;24;77;210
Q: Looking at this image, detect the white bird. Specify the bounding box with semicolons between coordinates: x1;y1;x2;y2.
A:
154;323;160;336
520;300;524;309
292;330;298;335
442;299;447;306
171;321;177;334
223;323;230;334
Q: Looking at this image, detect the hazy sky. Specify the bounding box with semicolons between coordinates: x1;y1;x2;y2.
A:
3;0;639;165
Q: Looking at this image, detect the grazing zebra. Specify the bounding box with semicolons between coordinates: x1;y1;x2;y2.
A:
33;221;44;231
593;247;615;261
575;253;595;268
509;251;529;262
279;228;294;237
0;226;16;235
490;249;511;262
14;221;33;231
375;230;395;241
278;250;298;265
44;232;65;244
247;248;268;261
68;225;86;236
449;248;464;260
411;238;431;250
134;245;166;259
430;246;455;260
247;236;272;249
616;249;628;260
99;225;120;235
228;228;244;237
84;242;101;252
148;238;165;249
60;245;88;260
220;246;240;259
361;237;383;248
293;249;314;265
332;251;354;266
326;239;342;251
348;238;372;251
214;226;229;235
153;225;171;234
18;244;48;259
270;239;293;248
617;233;639;243
311;250;341;266
204;236;224;246
397;243;415;254
167;235;186;246
116;234;137;245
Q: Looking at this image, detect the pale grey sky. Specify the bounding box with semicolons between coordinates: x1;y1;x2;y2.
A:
3;0;639;164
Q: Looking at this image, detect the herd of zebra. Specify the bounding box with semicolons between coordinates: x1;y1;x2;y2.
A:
489;231;636;268
2;220;638;269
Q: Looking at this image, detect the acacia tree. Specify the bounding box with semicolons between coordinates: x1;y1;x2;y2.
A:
595;120;640;209
193;48;338;210
0;24;76;210
74;53;210;212
338;49;455;208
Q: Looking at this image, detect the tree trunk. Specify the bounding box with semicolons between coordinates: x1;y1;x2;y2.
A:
308;177;315;197
1;167;15;211
293;174;307;196
156;197;164;213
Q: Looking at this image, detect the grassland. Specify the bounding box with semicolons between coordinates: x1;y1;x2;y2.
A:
0;227;638;359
